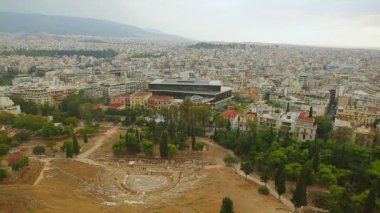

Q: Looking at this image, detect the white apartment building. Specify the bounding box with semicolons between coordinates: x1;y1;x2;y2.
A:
101;82;126;99
20;87;53;105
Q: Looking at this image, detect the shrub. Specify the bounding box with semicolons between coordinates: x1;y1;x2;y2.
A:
258;185;270;195
224;155;238;167
112;140;124;156
0;168;7;181
193;141;206;151
140;140;154;157
8;153;22;164
32;145;45;155
13;131;31;143
0;144;10;156
9;156;29;171
136;116;147;126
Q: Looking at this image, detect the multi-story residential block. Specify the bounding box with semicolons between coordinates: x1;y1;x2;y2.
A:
336;106;380;126
83;85;103;99
221;110;239;129
257;110;281;130
49;87;76;103
129;91;152;108
148;95;173;110
295;112;317;141
101;82;126;99
238;113;256;131
353;126;377;148
20;87;53;105
110;93;130;106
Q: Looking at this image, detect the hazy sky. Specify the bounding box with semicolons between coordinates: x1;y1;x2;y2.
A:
1;0;380;48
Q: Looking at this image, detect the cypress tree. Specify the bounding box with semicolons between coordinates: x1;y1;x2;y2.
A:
286;102;290;113
364;182;377;213
312;140;319;172
220;197;234;213
191;125;196;150
260;165;270;186
83;131;88;144
65;143;73;158
292;164;308;211
72;134;80;155
309;106;313;118
160;131;169;158
226;117;231;131
275;164;286;199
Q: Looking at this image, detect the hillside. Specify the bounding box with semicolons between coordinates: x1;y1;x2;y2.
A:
0;12;183;40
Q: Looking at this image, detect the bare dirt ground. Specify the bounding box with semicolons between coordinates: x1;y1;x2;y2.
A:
0;124;289;213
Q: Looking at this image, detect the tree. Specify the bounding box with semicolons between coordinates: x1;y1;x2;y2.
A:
373;119;380;128
191;125;196;150
83;131;88;144
240;161;254;179
0;144;10;156
260;165;270;186
160;131;169;158
292;164;308;211
220;197;234;213
332;127;353;143
286;102;290;113
309;106;313;118
64;142;73;158
364;182;377;213
0;112;16;125
0;168;7;181
315;164;337;186
275;164;286;199
285;162;302;181
136;116;147;126
60;95;80;118
315;116;332;141
140;140;154;157
215;115;227;129
112;140;124;156
64;117;79;127
72;134;80;155
125;132;140;153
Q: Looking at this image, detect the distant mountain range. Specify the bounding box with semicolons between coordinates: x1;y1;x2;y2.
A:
0;12;184;40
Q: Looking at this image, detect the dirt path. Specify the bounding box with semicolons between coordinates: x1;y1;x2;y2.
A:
33;125;121;186
77;125;119;159
33;158;54;186
200;137;295;211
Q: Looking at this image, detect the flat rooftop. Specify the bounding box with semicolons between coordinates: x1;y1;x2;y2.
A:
150;79;222;86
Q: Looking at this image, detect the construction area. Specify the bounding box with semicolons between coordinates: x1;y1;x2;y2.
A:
0;124;290;213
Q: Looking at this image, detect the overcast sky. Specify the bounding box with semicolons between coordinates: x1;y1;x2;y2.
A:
1;0;379;48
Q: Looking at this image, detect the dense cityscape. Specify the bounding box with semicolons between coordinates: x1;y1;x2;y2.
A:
0;1;380;212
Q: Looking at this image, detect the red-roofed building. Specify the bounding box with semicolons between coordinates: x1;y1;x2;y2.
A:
93;103;107;110
221;110;239;129
297;111;315;123
295;111;317;141
110;94;130;106
239;113;257;131
109;102;125;110
148;95;173;110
